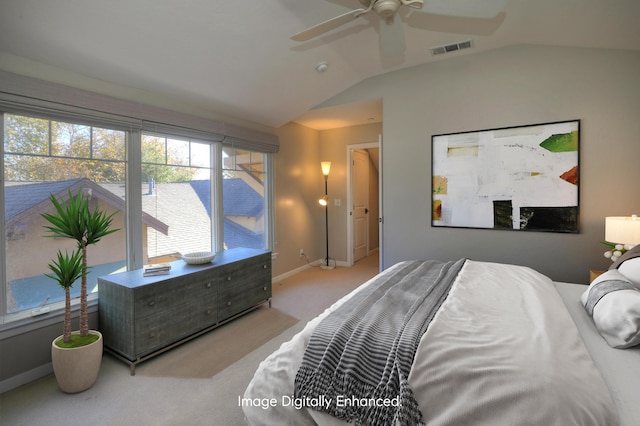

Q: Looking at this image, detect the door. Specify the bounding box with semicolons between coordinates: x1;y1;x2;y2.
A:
352;149;369;262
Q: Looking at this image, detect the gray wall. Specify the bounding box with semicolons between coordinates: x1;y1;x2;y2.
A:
321;45;640;283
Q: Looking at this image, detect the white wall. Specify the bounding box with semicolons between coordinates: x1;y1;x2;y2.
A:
320;45;640;283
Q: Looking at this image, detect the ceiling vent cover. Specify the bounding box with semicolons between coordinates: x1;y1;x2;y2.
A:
431;40;473;56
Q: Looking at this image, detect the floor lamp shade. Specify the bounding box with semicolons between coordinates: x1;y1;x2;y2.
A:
321;161;331;176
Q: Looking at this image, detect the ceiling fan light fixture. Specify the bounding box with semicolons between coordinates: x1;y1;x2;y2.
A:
292;0;504;60
359;0;424;19
373;0;402;19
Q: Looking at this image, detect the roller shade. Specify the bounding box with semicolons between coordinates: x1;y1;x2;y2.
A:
222;123;280;153
0;70;279;152
0;88;141;131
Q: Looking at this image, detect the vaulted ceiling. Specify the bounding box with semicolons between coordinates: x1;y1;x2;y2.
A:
0;0;638;131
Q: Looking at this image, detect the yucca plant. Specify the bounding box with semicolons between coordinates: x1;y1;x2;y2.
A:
42;188;119;342
44;249;84;344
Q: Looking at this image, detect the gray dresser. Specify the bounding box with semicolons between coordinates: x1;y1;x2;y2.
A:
98;248;271;374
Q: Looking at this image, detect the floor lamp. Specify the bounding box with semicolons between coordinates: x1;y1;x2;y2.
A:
319;161;334;270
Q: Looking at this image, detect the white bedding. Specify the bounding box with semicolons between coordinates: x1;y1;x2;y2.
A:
555;281;640;426
243;260;620;426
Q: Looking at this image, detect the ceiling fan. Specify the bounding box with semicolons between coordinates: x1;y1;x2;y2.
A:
291;0;508;57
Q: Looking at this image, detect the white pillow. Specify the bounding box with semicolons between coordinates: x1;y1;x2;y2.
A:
581;269;640;349
619;257;640;285
610;244;640;285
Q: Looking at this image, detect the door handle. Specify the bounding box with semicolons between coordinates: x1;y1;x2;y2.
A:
365;208;369;214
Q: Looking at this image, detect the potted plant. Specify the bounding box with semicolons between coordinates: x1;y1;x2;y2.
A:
42;188;119;393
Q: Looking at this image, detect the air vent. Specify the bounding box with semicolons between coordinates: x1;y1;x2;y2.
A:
431;40;474;56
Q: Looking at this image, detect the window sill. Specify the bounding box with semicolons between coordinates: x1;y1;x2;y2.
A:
0;297;98;340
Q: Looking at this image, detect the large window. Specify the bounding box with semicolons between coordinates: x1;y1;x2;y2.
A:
3;113;127;318
1;111;274;323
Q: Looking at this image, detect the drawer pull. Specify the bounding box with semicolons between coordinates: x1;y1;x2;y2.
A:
206;309;212;315
227;276;232;281
149;331;156;338
227;301;232;306
148;300;155;307
263;286;267;291
206;282;212;288
263;264;268;269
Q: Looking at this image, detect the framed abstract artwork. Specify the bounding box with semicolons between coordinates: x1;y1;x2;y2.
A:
432;120;579;233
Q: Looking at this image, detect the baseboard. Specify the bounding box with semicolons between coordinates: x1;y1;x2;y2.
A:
0;363;52;394
273;258;349;283
273;263;313;283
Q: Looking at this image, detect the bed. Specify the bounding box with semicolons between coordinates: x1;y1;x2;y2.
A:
243;248;640;426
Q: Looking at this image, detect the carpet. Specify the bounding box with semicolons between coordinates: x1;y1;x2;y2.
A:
134;305;299;379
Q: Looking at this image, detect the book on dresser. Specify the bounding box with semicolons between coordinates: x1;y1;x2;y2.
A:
143;262;171;276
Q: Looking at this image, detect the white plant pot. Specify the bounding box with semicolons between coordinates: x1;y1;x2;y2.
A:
51;330;103;393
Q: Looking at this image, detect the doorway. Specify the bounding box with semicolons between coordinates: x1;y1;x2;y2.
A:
347;140;381;269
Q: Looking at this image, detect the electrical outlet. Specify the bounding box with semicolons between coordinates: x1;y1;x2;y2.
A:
299;249;304;257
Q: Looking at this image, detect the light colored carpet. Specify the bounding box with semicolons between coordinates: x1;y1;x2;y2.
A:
135;306;298;379
0;254;379;426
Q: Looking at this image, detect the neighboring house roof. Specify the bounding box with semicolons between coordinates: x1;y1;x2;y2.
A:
5;178;168;235
5;180;78;221
223;178;264;218
5;177;264;256
188;178;264;218
141;178;263;254
224;219;262;249
189;178;264;249
140;180;212;256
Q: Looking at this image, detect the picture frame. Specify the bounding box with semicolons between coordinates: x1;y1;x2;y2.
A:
432;120;580;233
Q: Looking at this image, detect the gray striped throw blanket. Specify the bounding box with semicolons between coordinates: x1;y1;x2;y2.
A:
294;258;466;426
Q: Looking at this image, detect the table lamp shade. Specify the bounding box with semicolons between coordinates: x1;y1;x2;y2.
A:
605;215;640;245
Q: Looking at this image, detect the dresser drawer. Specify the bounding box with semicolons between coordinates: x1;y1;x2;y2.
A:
134;305;188;355
218;282;271;319
187;279;218;327
218;254;271;319
218;256;269;284
133;281;187;318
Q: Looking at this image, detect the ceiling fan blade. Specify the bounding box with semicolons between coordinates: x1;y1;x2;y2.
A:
405;11;506;36
416;0;508;19
379;17;406;57
291;8;368;42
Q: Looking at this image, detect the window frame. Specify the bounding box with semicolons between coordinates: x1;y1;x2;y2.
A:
1;107;274;326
